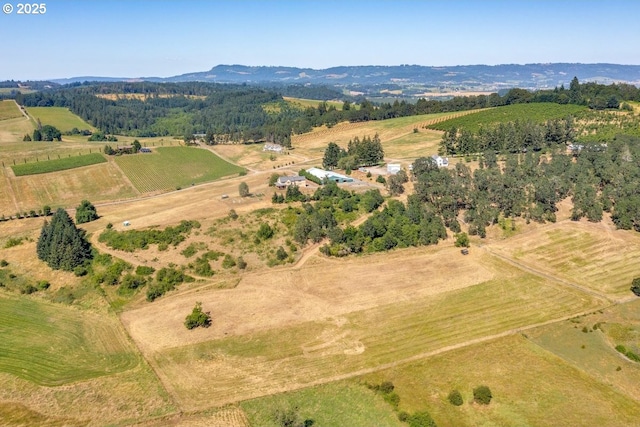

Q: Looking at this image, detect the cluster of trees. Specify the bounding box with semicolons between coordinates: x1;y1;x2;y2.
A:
293;134;640;260
439;118;575;155
98;220;200;252
36;209;92;271
104;140;140;156
322;134;384;170
31;124;62;142
322;198;447;256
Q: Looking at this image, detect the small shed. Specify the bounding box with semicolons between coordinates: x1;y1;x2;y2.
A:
387;164;401;175
123;220;131;227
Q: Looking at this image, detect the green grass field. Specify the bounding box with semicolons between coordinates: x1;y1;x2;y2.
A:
0;100;23;121
10;153;106;176
0;294;139;386
25;107;96;133
427;103;587;133
153;261;604;410
241;381;404;427
114;146;245;192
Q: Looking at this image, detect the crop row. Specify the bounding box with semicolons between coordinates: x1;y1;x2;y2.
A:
10;153;106;176
115;147;244;193
427;103;587;133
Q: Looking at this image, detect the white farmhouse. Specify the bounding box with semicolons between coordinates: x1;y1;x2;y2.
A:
431;155;449;168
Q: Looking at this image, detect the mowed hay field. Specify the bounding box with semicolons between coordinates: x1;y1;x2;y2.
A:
360;334;640;427
0;294;176;425
490;219;640;298
123;250;605;410
0;100;23;120
0;294;138;385
289;111;480;160
114;146;245;193
26;107;96;133
4;160;138;212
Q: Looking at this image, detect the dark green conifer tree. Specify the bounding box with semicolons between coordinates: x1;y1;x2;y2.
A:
37;208;92;271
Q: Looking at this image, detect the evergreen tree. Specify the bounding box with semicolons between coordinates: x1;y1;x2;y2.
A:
323;142;341;170
37;208;92;271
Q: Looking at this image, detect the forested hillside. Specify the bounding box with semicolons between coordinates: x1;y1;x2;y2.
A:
8;78;640;146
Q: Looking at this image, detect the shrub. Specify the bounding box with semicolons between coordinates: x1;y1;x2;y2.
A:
448;389;463;406
276;246;288;261
631;277;640;296
379;381;395;394
407;411;437;427
135;265;155;276
184;301;211;329
454;232;470;248
228;209;238;220
376;175;386;184
473;385;492;405
383;392;400;409
73;266;88;277
236;256;247;270
4;237;24;248
0;260;8;267
257;223;275;240
37;280;50;290
222;254;236;269
119;274;146;291
239;181;250;197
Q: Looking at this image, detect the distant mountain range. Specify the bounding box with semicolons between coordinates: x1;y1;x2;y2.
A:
48;63;640;99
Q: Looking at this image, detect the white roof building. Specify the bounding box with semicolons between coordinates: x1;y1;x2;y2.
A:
431;155;449;168
387;163;401;175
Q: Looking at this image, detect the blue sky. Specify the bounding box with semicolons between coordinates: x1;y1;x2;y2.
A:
1;0;639;80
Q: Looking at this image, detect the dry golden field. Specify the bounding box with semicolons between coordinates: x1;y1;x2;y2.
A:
489;218;640;299
4;105;640;425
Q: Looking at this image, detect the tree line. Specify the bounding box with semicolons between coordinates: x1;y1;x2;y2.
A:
10;78;640;148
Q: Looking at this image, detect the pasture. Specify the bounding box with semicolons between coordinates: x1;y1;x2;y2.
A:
0;100;23;121
360;333;640;427
114;146;245;193
527;299;640;402
241;381;403;427
25;107;96;133
489;219;640;298
426;103;586;133
289;111;479;162
2;161;138;213
0;294;138;385
124;251;604;410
